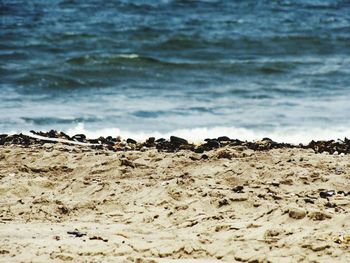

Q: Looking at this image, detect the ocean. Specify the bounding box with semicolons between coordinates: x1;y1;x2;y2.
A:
1;0;350;143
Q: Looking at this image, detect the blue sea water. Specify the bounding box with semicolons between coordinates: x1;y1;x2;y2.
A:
1;0;350;142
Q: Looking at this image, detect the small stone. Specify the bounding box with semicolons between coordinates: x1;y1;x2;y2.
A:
88;139;99;144
201;154;209;160
0;134;8;145
194;147;204;153
170;136;188;145
60;131;71;140
72;134;86;142
44;130;57;138
262;137;274;143
325;202;336;208
320;190;336;199
333;151;338;155
67;230;86;237
232;186;244;193
217;136;231;141
288;207;306;219
204;139;220;149
89;236;108;242
269;181;280;187
304;198;315;204
146;137;155;144
106;136;116;144
218;199;229;207
126;138;137;144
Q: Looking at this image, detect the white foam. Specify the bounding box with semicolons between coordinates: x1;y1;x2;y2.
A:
65;123;349;144
116;54;139;59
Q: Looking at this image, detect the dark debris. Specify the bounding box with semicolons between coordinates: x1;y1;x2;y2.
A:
1;131;350;155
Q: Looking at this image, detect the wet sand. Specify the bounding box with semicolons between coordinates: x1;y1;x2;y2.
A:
0;143;349;262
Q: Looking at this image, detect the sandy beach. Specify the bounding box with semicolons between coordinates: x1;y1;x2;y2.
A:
0;142;349;262
2;0;350;262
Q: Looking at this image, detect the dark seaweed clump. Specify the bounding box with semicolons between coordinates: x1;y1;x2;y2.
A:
0;130;349;155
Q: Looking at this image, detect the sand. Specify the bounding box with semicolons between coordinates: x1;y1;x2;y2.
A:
0;143;349;262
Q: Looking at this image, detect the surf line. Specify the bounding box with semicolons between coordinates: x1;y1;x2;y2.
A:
23;132;100;146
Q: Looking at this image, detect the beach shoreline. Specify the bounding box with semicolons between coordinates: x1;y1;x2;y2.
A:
0;138;349;262
1;131;350;155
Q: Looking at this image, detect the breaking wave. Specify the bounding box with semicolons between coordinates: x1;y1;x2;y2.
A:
63;123;350;145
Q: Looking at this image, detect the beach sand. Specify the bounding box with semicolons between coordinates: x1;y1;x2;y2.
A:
0;143;349;262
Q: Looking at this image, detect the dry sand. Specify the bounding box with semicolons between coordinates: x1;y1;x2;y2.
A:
0;144;349;262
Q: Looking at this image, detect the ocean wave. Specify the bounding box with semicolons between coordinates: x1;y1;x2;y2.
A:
63;123;350;145
116;54;139;59
63;53;340;79
65;53;173;66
